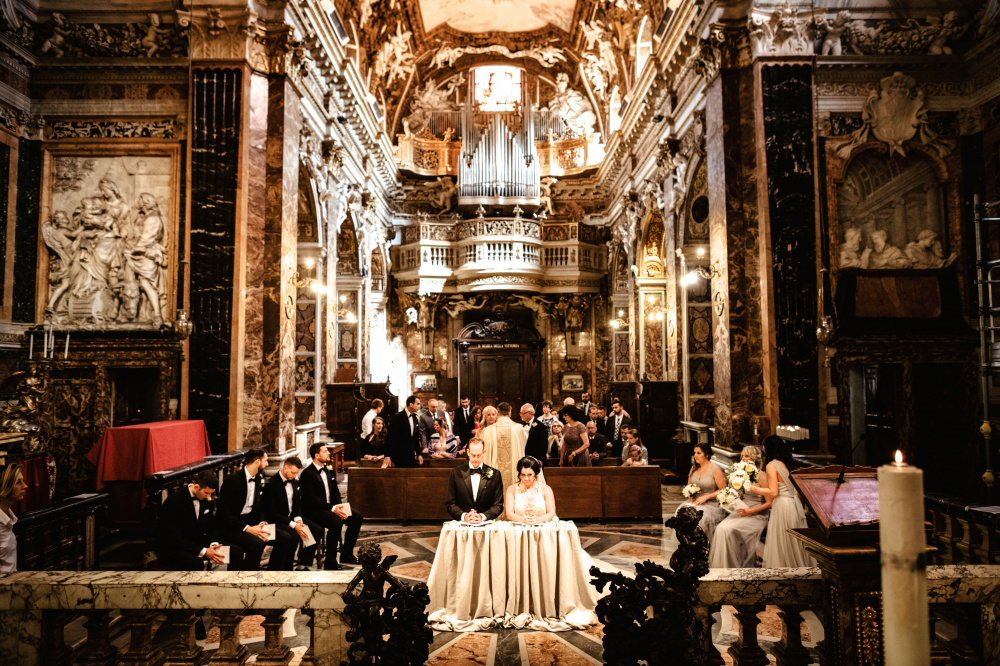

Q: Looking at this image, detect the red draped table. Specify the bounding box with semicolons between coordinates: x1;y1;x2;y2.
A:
86;420;212;523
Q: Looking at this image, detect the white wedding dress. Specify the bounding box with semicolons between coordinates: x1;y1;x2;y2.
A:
761;462;816;568
426;481;605;632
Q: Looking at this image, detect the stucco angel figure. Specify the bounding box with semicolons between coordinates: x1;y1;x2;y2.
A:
427;176;457;214
814;10;851;56
509;294;553;320
432;44;466;69
40;12;69;57
905;229;957;269
142;13;173;57
526;45;566;66
580;19;606;52
442;295;487;318
405;76;462;132
927;11;968;55
539;177;557;216
547;73;597;136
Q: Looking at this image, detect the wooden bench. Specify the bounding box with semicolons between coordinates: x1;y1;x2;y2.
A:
346;464;662;522
326;443;345;474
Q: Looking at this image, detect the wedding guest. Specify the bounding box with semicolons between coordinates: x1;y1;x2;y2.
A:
751;436;816;568
587;420;608;462
622;444;647;467
454;395;476;447
300;443;364;570
578;392;593;418
418;398;443;452
445;438;504;524
0;463;27;573
261;456;320;571
588;405;606;441
386;395;422;468
481;402;528;492
605;398;632;452
359;398;383;440
709;445;772;568
620;429;648;464
673;444;727;541
435;399;454;433
520;403;551;464
481;405;499;429
470;406;484;436
360;416;388;460
560;406;591;467
548;422;565;459
155;470;224;571
217;449;297;571
424;418;459;459
504;456;557;524
538;400;558;433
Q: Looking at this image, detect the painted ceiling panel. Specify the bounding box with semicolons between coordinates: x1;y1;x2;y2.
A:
419;0;577;33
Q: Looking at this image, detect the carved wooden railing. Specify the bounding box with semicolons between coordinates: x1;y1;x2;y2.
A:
13;493;107;571
925;493;1000;565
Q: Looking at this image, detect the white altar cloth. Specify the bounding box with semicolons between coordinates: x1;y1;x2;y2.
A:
426;520;601;632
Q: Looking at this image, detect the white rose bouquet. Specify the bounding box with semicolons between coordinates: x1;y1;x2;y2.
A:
729;461;758;484
716;487;740;510
682;483;701;499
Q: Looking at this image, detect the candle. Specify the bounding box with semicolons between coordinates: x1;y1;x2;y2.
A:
64;332;70;359
878;450;930;666
28;334;33;360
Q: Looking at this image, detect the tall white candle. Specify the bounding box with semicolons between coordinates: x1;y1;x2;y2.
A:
64;332;70;359
878;450;929;666
28;334;33;360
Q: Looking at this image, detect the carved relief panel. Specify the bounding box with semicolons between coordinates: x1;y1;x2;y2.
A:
37;143;181;329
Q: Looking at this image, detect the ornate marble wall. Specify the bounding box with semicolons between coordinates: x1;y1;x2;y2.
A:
188;68;241;453
761;64;819;435
12;138;40;323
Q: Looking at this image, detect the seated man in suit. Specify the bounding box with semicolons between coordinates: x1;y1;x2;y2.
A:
587;420;609;463
445;438;504;524
261;456;320;571
217;448;297;571
519;403;550;465
155;470;225;571
300;443;364;570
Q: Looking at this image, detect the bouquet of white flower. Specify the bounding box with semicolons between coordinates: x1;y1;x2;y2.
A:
716;487;740;510
726;461;758;493
682;483;701;499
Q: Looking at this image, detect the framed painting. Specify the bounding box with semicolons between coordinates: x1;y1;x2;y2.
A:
36;142;182;329
561;372;586;393
413;372;438;394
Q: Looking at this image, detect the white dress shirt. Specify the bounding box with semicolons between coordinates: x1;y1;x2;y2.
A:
240;468;256;515
284;478;302;528
313;462;330;503
360;409;378;439
0;506;17;573
461;465;485;523
189;486;210;558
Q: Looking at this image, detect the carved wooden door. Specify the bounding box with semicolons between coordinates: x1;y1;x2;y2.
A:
469;350;537;408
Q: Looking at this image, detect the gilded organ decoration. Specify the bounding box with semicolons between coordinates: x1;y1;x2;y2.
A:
41;151;175;329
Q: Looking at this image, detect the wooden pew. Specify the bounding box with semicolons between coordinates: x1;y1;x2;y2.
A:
347;464;662;522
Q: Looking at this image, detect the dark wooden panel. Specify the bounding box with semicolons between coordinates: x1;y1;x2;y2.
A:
602;468;662;519
347;468;407;519
405;472;453;520
542;469;603;519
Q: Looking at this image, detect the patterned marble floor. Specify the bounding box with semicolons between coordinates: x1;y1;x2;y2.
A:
96;480;823;664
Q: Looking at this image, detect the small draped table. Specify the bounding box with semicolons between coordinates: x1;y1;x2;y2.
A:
426;520;601;632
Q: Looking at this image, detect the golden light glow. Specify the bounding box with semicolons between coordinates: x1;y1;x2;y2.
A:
895;450;904;464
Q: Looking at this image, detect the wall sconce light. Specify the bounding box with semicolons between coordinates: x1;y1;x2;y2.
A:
291;271;328;295
335;294;358;323
682;262;721;286
646;295;666;322
609;309;628;329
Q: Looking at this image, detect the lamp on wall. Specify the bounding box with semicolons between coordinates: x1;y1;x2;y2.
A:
645;295;666;322
335;294;358;323
290;270;328;294
681;261;721;286
609;309;628;329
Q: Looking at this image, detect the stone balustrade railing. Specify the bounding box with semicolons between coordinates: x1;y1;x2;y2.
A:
2;565;997;664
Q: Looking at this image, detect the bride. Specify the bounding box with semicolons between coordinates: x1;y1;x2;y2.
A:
504;456;556;524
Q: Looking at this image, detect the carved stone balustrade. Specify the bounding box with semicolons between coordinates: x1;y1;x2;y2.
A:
393;218;605;294
0;570;355;665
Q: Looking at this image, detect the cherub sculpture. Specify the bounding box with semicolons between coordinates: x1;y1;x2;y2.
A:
441;295;487;318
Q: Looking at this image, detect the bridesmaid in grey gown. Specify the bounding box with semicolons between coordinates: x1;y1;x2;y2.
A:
709;445;773;568
754;436;816;568
674;444;727;541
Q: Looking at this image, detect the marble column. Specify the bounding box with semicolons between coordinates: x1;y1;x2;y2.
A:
705;60;767;450
260;74;301;452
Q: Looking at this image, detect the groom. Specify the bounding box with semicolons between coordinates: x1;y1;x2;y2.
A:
445;438;504;524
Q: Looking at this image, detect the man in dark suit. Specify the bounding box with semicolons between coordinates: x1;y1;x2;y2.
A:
579;392;593;420
261;456;320;571
587;420;609;463
155;470;225;571
454;396;475;449
386;395;423;468
300;443;364;570
604;398;633;454
217;448;297;571
519;403;550;464
445;438;505;524
588;405;606;438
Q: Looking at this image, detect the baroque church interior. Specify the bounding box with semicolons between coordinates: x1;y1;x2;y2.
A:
1;0;1000;664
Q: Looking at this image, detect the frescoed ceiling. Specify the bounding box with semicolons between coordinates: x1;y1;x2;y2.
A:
418;0;578;33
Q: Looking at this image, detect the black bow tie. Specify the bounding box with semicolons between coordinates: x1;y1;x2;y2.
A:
470;467;483;475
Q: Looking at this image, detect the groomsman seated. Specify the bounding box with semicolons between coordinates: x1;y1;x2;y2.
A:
155;470;225;571
261;456;319;571
445;438;505;524
300;443;364;570
217;448;298;571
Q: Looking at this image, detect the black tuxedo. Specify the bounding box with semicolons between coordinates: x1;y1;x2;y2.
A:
261;475;320;570
579;401;593;417
217;469;295;571
300;462;364;568
386;409;421;468
604;413;632;450
454;405;475;446
588;432;609;461
445;464;505;521
592;416;607;435
524;418;550;464
155;487;217;570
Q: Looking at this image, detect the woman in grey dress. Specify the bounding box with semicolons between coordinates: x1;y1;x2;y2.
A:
709;445;772;568
674;444;727;541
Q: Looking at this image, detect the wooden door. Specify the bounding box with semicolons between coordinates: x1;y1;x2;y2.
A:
468;349;539;408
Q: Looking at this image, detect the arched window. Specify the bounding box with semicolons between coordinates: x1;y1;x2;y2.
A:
636;16;653;78
473;66;522;112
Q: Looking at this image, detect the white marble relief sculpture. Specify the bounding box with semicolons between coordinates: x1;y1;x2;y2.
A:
906;230;957;269
748;1;823;57
424;176;458;215
430;43;566;70
813;10;850;56
404;76;463;133
43;156;172;328
838;228;863;269
375;22;415;89
861;230;910;269
546;73;597;136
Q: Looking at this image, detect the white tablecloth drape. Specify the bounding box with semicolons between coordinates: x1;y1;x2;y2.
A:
426;520;601;632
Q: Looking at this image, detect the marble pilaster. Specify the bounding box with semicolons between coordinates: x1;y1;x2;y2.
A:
705;62;766;450
261;75;301;450
311;608;350;666
0;609;42;664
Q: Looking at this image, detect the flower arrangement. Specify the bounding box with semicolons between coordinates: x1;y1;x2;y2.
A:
682;483;701;499
716;487;740;510
485;468;494;479
726;461;758;491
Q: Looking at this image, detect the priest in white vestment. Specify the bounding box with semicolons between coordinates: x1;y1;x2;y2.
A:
479;402;528;510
